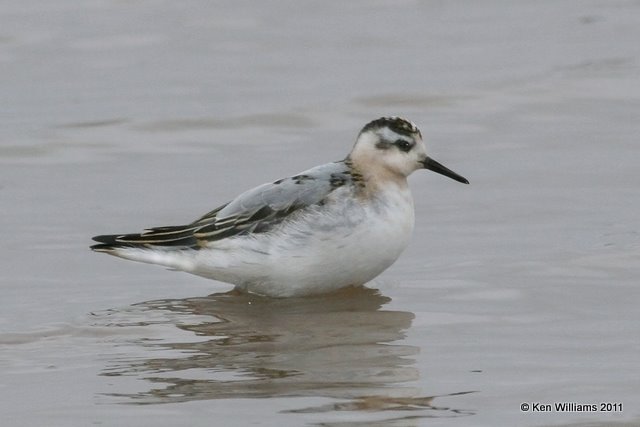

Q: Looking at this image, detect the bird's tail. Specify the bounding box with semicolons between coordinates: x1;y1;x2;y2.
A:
91;225;200;267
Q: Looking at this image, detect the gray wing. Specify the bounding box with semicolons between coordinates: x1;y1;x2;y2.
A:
92;161;353;249
191;161;352;242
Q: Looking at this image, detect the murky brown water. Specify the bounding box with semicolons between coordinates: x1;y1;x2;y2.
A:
2;1;639;426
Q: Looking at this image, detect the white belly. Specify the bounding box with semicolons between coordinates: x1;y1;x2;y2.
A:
194;187;416;297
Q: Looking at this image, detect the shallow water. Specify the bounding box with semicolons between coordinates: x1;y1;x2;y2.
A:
2;1;640;426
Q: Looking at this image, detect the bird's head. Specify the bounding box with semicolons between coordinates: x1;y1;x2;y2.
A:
349;116;469;184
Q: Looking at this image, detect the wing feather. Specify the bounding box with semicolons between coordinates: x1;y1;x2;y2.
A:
91;161;354;251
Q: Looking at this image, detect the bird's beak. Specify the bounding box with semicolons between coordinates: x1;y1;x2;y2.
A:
422;157;469;184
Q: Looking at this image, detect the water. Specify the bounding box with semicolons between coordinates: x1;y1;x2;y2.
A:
1;1;639;426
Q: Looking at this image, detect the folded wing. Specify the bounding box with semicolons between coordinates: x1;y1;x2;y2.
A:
91;161;352;251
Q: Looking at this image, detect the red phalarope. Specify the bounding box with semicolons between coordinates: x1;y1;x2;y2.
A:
91;117;469;297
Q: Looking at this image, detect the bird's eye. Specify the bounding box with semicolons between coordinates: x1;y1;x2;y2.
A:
395;139;412;152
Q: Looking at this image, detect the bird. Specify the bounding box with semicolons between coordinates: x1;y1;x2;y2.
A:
91;117;469;297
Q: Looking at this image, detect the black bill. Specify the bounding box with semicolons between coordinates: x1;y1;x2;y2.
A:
422;157;469;184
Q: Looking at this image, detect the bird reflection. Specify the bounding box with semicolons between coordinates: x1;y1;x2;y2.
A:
98;286;474;419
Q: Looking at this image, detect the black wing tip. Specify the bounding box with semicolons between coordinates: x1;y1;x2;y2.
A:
90;234;138;252
92;234;120;244
90;229;199;250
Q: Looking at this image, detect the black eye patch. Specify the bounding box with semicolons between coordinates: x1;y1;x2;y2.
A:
394;139;413;152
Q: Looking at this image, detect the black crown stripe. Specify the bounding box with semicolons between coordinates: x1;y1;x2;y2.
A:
360;116;421;138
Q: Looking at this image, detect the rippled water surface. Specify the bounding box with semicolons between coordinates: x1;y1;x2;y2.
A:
2;1;639;426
